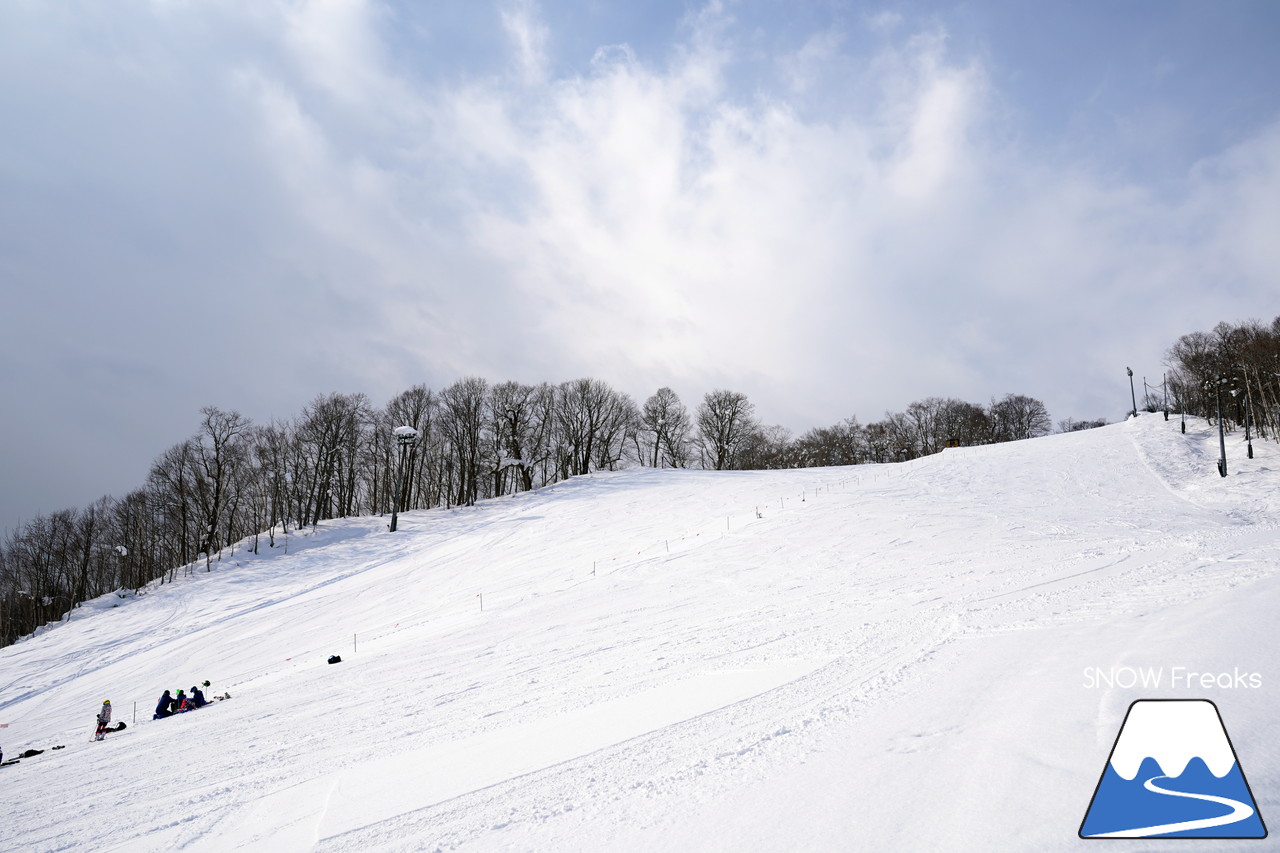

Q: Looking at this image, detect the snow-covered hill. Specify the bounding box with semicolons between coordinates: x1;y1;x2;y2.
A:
2;414;1277;852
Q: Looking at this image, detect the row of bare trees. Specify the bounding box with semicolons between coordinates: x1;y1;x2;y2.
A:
1164;316;1280;440
718;393;1054;469
0;378;1052;646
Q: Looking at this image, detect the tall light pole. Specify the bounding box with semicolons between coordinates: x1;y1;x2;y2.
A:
389;425;419;532
1176;374;1186;433
1127;367;1137;418
1214;377;1228;478
1246;392;1254;459
1243;373;1255;459
1232;385;1255;460
114;545;128;590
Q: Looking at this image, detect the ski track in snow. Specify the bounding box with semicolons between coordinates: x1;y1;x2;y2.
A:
1;415;1278;852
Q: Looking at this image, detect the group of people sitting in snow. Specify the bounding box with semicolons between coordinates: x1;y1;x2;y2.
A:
153;682;229;719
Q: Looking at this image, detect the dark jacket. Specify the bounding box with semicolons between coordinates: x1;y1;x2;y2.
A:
155;691;173;718
190;687;208;708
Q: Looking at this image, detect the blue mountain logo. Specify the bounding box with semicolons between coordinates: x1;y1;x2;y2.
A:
1080;699;1266;838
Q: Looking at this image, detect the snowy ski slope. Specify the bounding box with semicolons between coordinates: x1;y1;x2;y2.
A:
1;413;1277;851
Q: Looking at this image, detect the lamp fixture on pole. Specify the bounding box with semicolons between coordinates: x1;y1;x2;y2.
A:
390;425;419;532
1214;377;1228;478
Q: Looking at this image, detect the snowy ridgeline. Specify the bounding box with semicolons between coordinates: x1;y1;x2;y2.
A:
0;413;1277;852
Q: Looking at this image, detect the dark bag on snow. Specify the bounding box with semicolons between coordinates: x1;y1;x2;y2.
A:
327;655;342;664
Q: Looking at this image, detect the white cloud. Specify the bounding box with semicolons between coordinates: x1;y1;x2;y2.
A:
414;3;1276;428
779;30;844;94
502;0;550;85
4;0;1280;531
867;10;904;34
280;0;390;104
1192;120;1280;290
432;5;1002;420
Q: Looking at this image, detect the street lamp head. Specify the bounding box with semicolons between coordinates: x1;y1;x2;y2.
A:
1126;367;1133;377
393;425;419;447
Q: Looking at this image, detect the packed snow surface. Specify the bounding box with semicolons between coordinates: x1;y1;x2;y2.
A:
2;414;1277;851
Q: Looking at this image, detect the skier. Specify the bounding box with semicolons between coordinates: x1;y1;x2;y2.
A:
94;700;112;741
189;685;208;708
174;689;190;712
154;690;174;719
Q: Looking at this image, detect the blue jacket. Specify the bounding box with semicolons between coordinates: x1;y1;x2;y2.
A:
155;691;173;717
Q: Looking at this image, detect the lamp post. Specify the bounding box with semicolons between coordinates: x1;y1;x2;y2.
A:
1232;385;1255;460
1178;375;1186;433
1214;377;1228;478
389;425;419;532
1243;376;1255;459
1127;367;1137;418
114;545;128;590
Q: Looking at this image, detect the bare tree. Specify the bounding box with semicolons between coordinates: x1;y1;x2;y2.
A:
296;393;373;526
1167;317;1280;437
937;399;990;447
638;387;692;467
1058;417;1108;433
696;390;758;470
594;392;638;471
738;424;794;469
557;378;631;476
147;439;198;576
491;381;556;493
191;407;251;566
439;377;489;506
246;421;295;548
794;417;866;466
905;398;946;456
988;394;1052;442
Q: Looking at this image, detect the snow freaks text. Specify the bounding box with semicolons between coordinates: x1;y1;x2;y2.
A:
1082;667;1263;690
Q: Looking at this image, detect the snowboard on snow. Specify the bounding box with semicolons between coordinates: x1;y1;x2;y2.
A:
91;721;127;741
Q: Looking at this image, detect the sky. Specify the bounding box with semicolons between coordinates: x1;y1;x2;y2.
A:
2;0;1279;535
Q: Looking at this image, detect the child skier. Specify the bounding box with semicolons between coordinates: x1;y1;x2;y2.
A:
94;700;112;741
